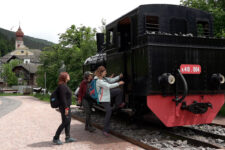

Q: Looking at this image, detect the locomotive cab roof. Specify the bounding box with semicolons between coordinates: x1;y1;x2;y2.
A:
105;4;215;51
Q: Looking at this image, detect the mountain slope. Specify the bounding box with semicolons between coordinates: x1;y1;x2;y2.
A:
0;31;14;56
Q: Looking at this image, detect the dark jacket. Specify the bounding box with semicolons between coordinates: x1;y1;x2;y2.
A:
58;84;72;109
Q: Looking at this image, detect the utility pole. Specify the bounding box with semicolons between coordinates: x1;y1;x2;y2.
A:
44;72;46;94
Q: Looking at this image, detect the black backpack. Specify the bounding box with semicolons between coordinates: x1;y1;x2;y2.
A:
50;88;60;108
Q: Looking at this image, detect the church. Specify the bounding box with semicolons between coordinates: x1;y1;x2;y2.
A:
0;26;42;86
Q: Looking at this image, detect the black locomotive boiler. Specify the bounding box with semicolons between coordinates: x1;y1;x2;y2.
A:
83;4;225;127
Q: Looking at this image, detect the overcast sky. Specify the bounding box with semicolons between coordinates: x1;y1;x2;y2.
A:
0;0;180;43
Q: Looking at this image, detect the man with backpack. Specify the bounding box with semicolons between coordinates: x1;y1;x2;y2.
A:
78;71;96;132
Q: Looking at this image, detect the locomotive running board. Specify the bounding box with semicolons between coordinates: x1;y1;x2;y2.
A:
93;105;105;112
93;105;134;116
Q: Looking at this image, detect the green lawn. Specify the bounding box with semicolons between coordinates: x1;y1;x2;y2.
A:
32;93;77;105
32;93;50;102
0;93;23;96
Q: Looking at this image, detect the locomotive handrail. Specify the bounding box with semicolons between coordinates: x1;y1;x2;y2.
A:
173;69;188;105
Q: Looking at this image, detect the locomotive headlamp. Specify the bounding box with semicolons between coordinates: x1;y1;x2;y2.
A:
219;74;225;84
211;73;225;85
210;73;225;89
158;73;175;86
168;74;176;85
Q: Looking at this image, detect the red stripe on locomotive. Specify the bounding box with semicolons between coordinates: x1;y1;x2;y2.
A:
147;94;224;127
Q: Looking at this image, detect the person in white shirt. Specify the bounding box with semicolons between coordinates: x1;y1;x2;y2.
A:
94;66;125;136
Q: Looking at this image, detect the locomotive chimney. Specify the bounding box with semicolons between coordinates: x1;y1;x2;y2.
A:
96;33;105;53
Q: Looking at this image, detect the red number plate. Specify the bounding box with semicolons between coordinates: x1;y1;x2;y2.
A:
180;64;201;74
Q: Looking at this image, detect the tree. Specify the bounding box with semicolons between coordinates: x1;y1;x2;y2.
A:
36;25;97;91
0;32;15;57
1;59;20;86
99;18;107;34
180;0;225;38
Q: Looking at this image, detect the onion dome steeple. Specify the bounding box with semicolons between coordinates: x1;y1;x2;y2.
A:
16;26;24;39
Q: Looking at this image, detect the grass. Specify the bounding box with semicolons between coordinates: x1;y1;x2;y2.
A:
32;93;77;105
32;93;50;102
0;93;23;96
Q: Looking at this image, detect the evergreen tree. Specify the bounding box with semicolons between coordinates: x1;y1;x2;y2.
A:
0;32;14;56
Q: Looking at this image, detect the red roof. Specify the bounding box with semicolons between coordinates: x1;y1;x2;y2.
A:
16;26;24;37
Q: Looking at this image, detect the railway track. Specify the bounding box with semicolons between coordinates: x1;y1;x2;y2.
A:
176;123;225;148
167;126;225;149
211;123;225;128
70;107;223;150
190;123;225;138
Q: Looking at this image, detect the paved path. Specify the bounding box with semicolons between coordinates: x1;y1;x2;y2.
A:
0;96;143;150
213;116;225;126
0;97;21;118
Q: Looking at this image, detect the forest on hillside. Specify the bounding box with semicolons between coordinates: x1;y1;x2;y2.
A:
0;32;14;56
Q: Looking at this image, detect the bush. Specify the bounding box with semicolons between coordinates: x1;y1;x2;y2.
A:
218;105;225;116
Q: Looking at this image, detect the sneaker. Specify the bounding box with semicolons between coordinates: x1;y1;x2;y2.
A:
103;131;110;137
85;126;89;131
53;139;63;145
65;137;76;143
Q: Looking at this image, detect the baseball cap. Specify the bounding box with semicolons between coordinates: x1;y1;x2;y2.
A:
84;71;93;79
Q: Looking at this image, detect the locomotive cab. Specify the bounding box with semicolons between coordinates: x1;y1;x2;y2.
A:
84;4;225;127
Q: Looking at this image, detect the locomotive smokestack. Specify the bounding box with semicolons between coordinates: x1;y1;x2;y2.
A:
96;33;104;53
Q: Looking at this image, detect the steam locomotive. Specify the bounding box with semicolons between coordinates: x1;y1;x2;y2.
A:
83;4;225;127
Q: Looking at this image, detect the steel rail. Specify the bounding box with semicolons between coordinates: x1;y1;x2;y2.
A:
142;124;223;149
180;126;225;141
210;123;225;129
162;128;223;149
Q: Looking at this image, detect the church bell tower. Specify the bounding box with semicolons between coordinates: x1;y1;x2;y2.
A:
15;26;25;49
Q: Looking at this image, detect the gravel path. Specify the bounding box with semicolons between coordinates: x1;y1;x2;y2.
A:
0;96;143;150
